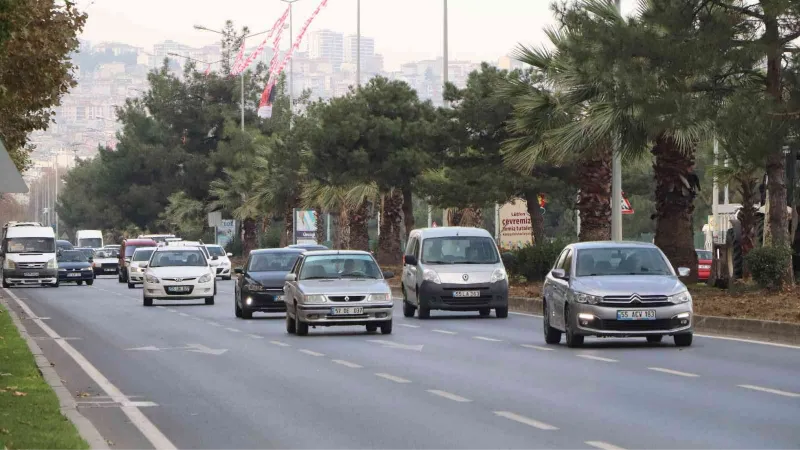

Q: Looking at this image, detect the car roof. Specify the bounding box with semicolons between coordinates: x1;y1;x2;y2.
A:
302;250;372;256
132;247;157;252
410;227;494;239
124;239;157;245
250;248;305;254
568;241;660;250
154;246;204;252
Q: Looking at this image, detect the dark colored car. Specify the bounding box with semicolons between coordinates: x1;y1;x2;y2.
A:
696;249;712;281
57;250;95;285
234;248;305;319
118;238;158;282
286;244;329;251
57;240;74;251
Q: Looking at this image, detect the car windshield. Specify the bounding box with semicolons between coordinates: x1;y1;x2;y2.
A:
95;249;118;258
125;244;151;257
697;250;712;260
58;250;89;263
132;249;154;262
206;246;225;257
150;250;207;267
248;253;300;272
421;236;500;264
299;254;382;280
57;241;73;250
78;238;102;248
575;247;673;276
4;237;55;253
76;248;95;259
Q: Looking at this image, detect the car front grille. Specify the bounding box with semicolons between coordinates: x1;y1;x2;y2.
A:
601;295;671;308
162;277;197;281
328;295;366;302
102;263;118;269
18;262;46;269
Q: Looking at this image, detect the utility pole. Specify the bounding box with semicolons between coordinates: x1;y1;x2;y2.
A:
356;0;361;87
610;0;623;241
441;0;449;226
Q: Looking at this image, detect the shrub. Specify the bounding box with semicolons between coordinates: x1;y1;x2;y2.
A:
744;245;793;290
503;239;571;282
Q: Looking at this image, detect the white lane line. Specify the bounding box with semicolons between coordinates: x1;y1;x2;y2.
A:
696;333;800;350
269;340;290;347
577;354;618;363
298;349;324;356
647;367;699;378
375;373;411;383
332;359;363;368
493;411;558;430
520;344;554;351
473;336;503;342
225;327;242;333
399;324;420;328
586;441;627;450
155;306;166;309
510;311;542;318
432;329;457;335
247;334;264;339
178;312;190;317
207;321;222;327
2;288;177;450
191;317;202;321
166;309;178;313
427;390;471;402
738;384;800;398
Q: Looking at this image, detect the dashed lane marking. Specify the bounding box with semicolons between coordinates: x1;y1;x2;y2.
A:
432;329;457;335
738;384;800;398
298;349;324;357
493;411;558;430
647;367;699;378
520;344;554;351
247;334;264;339
332;359;363;368
225;328;242;333
178;312;190;317
586;441;627;450
269;341;290;347
427;390;471;402
375;373;411;383
399;324;420;328
577;354;618;363
473;336;502;342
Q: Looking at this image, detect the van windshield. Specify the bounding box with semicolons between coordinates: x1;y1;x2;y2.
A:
78;238;102;248
421;236;499;264
5;237;56;254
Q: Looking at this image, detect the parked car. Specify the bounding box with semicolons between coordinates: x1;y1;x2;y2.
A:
696;249;712;281
283;250;394;335
542;241;694;348
140;247;215;306
57;250;95;285
234;248;304;319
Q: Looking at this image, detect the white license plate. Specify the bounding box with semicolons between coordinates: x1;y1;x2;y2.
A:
23;272;38;277
617;310;656;320
330;307;363;315
168;286;191;293
67;273;81;277
699;265;711;269
105;268;115;272
453;291;480;297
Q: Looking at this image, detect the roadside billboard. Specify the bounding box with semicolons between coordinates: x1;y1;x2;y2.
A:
499;198;533;249
294;209;317;244
217;219;235;249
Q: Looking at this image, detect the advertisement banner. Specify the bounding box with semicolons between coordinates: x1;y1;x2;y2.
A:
217;219;236;249
499;199;533;249
294;210;317;244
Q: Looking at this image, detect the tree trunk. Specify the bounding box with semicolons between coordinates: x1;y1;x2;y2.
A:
349;201;370;251
402;187;414;240
523;190;545;245
737;175;759;279
280;205;293;247
577;145;612;242
337;208;350;250
377;190;404;265
242;217;257;256
447;208;464;227
652;134;697;283
315;209;325;245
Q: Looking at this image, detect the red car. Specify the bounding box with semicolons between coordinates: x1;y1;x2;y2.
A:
118;238;157;283
696;249;712;281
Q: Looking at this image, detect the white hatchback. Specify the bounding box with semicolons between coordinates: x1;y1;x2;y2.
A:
204;244;233;280
141;247;216;306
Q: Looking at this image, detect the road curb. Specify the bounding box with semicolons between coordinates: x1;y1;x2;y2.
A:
0;293;108;450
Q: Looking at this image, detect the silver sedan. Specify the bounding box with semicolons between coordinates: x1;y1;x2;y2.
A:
283;250;395;336
542;241;694;348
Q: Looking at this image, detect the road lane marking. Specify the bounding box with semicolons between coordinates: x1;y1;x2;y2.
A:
332;359;363;368
493;411;558;430
399;324;420;328
696;333;800;349
375;373;411;383
520;344;554;351
269;341;290;347
648;367;699;378
738;384;800;398
207;321;222;327
577;354;618;363
510;311;542;318
225;328;242;333
178;313;190;317
166;309;178;313
2;288;178;450
191;317;202;321
586;441;627;450
299;349;324;356
473;336;502;342
427;390;471;402
247;334;264;339
432;329;457;335
155;306;165;309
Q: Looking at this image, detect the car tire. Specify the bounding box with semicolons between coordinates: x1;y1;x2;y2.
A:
128;282;135;289
241;308;253;319
205;297;215;306
86;279;94;286
2;278;9;289
418;306;430;319
235;299;243;318
674;333;693;347
564;306;584;348
380;320;392;335
76;280;83;286
118;271;125;283
52;281;59;288
647;335;664;343
495;307;509;318
543;300;562;345
296;316;309;336
143;296;153;307
286;313;296;334
479;308;490;317
366;323;378;333
403;301;416;318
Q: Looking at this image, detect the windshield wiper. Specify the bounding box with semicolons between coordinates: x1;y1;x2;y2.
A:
302;276;336;280
340;274;378;279
423;260;451;264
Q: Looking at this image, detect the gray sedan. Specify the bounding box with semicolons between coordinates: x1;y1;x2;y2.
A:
542;241;694;348
283;250;395;336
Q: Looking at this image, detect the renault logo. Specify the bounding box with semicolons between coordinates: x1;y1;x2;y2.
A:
462;274;469;281
345;296;350;302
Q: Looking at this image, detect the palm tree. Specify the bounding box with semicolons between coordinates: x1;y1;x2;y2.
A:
301;182;351;249
345;183;379;253
208;166;261;256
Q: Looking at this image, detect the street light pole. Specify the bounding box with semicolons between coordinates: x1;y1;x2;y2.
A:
441;0;449;226
610;0;623;241
356;0;361;87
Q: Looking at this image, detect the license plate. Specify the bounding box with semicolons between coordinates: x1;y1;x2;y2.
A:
330;306;363;315
617;310;656;320
167;286;191;293
105;268;115;272
67;273;81;277
23;272;38;277
453;291;480;297
699;265;711;269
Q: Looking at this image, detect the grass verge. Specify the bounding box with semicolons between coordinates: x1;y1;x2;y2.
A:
0;303;88;450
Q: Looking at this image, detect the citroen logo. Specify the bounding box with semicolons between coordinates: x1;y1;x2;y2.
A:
345;296;350;302
631;294;641;303
462;274;469;281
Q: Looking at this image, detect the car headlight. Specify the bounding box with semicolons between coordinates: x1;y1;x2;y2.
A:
305;294;327;303
198;273;212;283
4;259;15;269
573;291;602;304
83;267;92;271
145;273;160;284
368;293;391;302
46;258;56;269
669;290;692;304
130;266;140;273
422;269;441;284
490;268;507;283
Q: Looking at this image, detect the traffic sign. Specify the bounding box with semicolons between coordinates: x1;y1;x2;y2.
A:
622;191;634;214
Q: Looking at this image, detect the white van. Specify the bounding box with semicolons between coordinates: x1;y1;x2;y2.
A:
1;225;59;288
76;230;104;249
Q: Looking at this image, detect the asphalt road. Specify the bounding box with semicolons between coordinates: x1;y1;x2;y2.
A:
4;277;800;449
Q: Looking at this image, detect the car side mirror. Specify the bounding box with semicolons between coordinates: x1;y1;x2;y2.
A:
226;252;233;257
383;271;395;279
677;267;691;277
88;257;93;263
139;262;148;268
551;268;567;279
284;273;296;282
234;267;243;274
212;255;219;260
404;255;417;266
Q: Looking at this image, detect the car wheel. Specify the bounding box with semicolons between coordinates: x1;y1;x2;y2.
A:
564;306;584;348
296;316;309;336
127;282;135;289
241;307;253;319
286;313;296;334
366;323;378;333
52;281;59;288
543;300;562;345
479;308;490;317
418;306;430;319
495;307;509;318
118;272;124;283
86;279;94;286
76;280;83;286
143;296;153;307
205;297;215;306
235;299;243;318
403;301;416;318
380;320;393;335
2;278;9;289
674;333;693;347
647;335;664;343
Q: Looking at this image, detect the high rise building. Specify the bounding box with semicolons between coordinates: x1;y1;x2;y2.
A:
308;29;344;70
343;34;375;63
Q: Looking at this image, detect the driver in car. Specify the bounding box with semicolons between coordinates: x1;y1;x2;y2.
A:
339;259;356;276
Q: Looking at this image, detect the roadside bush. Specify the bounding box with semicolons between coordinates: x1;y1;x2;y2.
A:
744;245;792;291
503;239;571;282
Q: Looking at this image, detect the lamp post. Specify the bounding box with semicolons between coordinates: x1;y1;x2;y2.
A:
441;0;449;226
610;0;623;241
279;0;300;116
357;0;361;87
